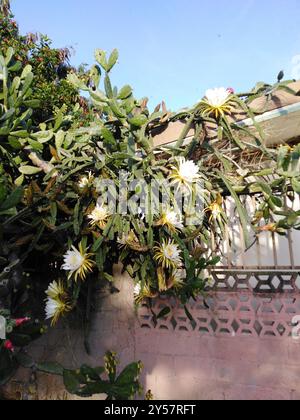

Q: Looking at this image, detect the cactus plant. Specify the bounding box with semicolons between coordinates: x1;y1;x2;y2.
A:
0;42;300;395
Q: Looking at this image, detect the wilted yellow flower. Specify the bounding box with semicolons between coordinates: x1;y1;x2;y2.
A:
258;223;277;232
118;230;139;248
118;231;149;252
168;269;185;291
205;194;223;222
145;390;154;401
134;282;158;304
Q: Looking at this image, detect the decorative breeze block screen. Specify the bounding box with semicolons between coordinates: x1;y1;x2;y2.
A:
138;195;300;339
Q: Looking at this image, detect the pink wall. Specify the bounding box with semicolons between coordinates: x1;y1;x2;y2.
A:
7;266;299;401
137;291;300;400
96;266;300;400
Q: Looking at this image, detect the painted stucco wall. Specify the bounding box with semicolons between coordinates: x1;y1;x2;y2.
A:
4;196;300;400
5;261;300;401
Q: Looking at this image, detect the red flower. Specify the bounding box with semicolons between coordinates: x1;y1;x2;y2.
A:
14;318;30;327
4;340;14;353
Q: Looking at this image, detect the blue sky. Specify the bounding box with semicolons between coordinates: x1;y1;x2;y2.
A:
12;0;300;111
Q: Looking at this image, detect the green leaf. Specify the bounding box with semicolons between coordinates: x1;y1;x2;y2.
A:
270;195;283;208
19;166;42;175
95;49;108;72
156;306;171;320
109;100;126;119
101;128;117;149
5;47;15;65
0;108;15;122
254;168;274;177
184;305;195;323
128;115;148;127
77;380;111;398
31;130;54;144
21;65;32;79
174;114;194;151
20;72;34;97
0;183;7;202
63;370;81;394
147;227;154;248
89;65;101;88
255;181;272;197
54;109;64;131
8;61;22;72
104;74;114;99
107;49;119;72
207;256;221;266
80;365;102;381
8;137;22;149
14;174;24;187
0;186;23;211
217;171;252;248
92;216;116;252
116;362;142;388
118;85;133;100
37;362;64;376
73;200;81;236
90;89;108;104
67;72;89;91
9;130;29;138
292;178;300;194
23;99;40;108
27;139;43;152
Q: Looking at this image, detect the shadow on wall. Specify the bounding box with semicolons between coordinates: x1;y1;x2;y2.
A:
135;327;300;400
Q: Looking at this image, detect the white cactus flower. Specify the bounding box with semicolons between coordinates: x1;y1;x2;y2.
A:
154;239;183;269
198;87;233;119
156;209;184;232
88;204;111;229
205;87;230;107
45;297;70;326
78;172;94;189
62;243;94;281
170;157;200;192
